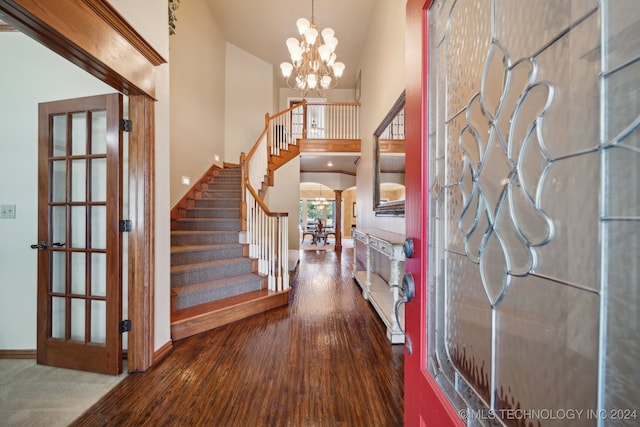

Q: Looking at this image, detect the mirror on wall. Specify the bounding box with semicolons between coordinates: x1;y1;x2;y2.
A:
373;91;405;216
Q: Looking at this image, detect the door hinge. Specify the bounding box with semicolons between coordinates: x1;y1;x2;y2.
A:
120;119;133;132
119;219;133;232
119;319;132;333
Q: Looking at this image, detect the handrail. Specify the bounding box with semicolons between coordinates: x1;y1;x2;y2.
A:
241;122;290;292
239;100;361;292
266;101;306;157
245;182;288;218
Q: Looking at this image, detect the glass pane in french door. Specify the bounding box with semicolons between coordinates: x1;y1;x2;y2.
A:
49;108;109;344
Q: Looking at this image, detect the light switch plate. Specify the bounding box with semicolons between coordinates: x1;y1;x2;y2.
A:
0;204;16;219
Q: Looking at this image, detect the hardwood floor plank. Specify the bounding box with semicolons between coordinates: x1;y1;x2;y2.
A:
71;247;404;426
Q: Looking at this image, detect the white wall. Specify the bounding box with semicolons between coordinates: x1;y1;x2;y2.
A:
225;43;273;163
0;33;114;349
169;0;226;206
355;0;406;234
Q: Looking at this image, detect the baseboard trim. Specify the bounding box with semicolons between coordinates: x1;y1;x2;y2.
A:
153;340;173;365
0;349;37;359
1;349;130;360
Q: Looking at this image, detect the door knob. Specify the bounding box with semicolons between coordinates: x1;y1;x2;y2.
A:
393;273;416;351
30;241;48;250
403;237;415;258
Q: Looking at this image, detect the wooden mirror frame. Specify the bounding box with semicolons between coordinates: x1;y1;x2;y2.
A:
373;90;406;216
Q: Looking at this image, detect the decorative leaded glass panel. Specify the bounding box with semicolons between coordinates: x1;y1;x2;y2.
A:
427;1;640;425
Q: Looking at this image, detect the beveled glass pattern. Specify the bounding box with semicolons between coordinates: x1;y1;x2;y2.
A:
427;0;639;425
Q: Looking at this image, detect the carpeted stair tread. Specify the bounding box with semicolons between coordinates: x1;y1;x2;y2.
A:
194;198;241;208
171;274;262;310
170;164;264;319
171;243;241;254
171;230;238;236
171;257;250;274
202;188;242;199
172;273;261;296
171;243;244;266
174;218;241;231
171;257;254;287
171;230;239;246
186;207;240;218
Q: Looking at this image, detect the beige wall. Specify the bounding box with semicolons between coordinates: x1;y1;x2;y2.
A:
300;172;356;190
355;0;406;234
265;157;301;250
225;43;273;163
169;0;226;206
342;187;357;237
277;88;356;110
106;0;172;352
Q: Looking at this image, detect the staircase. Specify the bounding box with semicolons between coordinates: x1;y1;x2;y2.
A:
170;165;289;340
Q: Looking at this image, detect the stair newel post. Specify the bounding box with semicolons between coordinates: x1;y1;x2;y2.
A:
240;152;247;233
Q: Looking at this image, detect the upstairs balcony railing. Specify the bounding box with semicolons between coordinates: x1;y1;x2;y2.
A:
266;101;360;157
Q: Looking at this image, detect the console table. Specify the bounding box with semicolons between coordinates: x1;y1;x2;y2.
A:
352;228;405;344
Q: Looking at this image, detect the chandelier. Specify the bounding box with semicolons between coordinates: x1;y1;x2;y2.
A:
280;0;345;97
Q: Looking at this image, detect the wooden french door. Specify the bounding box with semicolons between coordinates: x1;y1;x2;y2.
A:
36;93;123;375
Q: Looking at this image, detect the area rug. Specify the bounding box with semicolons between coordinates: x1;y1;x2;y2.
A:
300;238;353;251
300;238;336;251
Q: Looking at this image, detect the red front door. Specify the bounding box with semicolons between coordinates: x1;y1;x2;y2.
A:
404;1;463;425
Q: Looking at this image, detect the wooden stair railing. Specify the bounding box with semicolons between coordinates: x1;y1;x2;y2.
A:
240;149;289;292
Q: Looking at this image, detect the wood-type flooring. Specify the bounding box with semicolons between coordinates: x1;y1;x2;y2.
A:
72;246;404;426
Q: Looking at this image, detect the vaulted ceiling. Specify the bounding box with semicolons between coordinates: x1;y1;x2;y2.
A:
206;0;376;89
206;0;375;176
